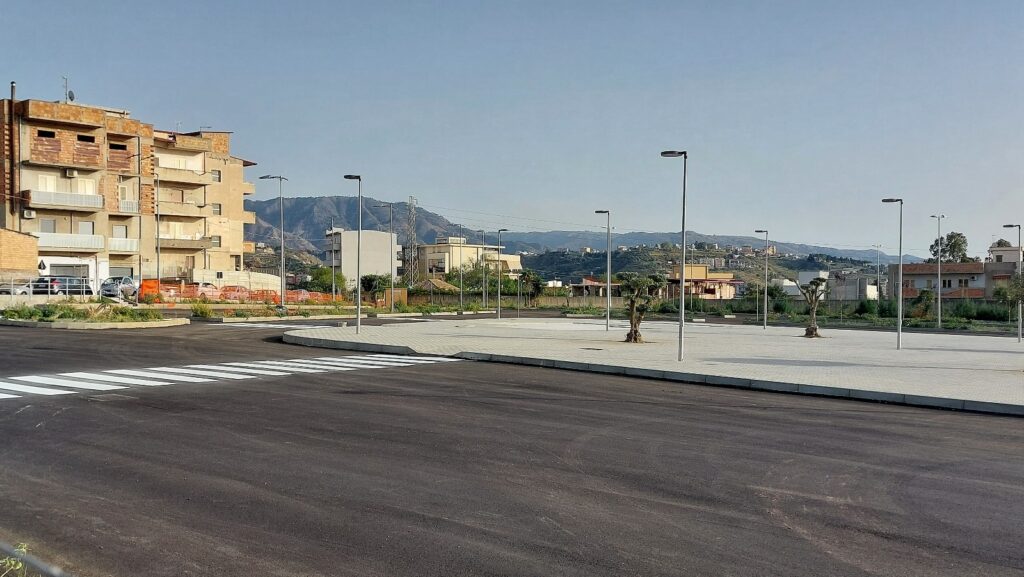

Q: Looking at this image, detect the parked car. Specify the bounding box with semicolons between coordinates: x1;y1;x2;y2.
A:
220;285;250;301
184;282;222;301
100;277;139;299
27;276;94;296
0;281;31;295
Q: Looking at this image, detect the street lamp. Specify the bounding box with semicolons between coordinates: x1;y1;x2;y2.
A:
662;150;688;361
497;228;509;319
882;198;904;350
479;229;488;308
377;202;395;313
931;214;945;329
344;175;362;333
458;224;464;311
755;229;769;330
259;175;288;309
1003;223;1022;343
595;210;611;331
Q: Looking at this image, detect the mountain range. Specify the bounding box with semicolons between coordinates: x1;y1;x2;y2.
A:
244;196;918;264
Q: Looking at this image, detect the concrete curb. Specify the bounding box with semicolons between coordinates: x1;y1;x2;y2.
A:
193;314;364;323
282;332;1024;418
0;318;190;330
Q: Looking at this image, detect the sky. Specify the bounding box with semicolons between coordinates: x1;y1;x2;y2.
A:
5;0;1022;258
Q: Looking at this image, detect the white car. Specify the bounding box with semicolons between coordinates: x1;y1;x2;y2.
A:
0;281;31;295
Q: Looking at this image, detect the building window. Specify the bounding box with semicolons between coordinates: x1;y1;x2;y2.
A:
40;219;56;233
78;221;95;235
75;179;96;195
996;255;1003;262
76;134;96;143
211;235;222;247
942;279;953;289
37;130;55;138
212;203;222;215
112;225;128;238
37;174;57;192
958;279;969;288
211;170;222;182
109;143;128;151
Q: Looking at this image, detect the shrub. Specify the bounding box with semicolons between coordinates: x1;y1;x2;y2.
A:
37;304;89;321
190;303;214;318
949;300;976;320
2;304;42;320
656;300;679;314
877;299;898;318
772;299;792;314
298;309;312;317
854;299;878;316
140;292;161;304
973;302;1007;322
232;309;252;318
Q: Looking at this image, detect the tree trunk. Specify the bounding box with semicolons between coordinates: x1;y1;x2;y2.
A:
805;299;821;337
625;298;644;343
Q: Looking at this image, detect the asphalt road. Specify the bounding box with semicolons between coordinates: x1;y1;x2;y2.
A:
0;322;1021;577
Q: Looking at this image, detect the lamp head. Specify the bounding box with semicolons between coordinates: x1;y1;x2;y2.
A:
755;229;767;234
498;228;509;232
595;210;609;214
343;175;361;181
1003;224;1020;229
930;214;945;219
660;150;687;158
881;198;903;203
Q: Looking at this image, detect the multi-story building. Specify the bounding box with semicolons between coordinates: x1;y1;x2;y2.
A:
324;228;401;289
0;91;257;287
416;236;522;280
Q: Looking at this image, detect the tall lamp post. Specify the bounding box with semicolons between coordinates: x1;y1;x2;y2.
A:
458;224;464;311
755;229;769;330
497;228;508;319
259;175;288;308
344;175;362;333
377;202;395;313
595;210;611;331
479;229;488;308
930;214;945;329
1004;223;1022;343
883;198;904;350
661;150;688;361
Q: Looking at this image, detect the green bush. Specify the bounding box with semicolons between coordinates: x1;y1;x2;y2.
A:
878;299;898;318
656;300;679;314
191;303;214;318
37;304;89;321
97;306;163;322
2;304;42;320
854;299;879;316
772;299;792;314
949;300;976;320
232;309;252;318
298;309;312;317
973;302;1007;321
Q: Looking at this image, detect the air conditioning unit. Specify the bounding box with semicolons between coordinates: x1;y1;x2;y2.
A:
22;209;36;219
65;168;78;178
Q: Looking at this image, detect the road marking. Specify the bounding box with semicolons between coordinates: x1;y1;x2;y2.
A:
188;364;291;376
364;354;447;364
223;323;334;329
0;392;19;400
274;359;358;370
105;369;213;383
144;367;255;380
369;354;462;363
10;375;125;391
250;360;334;372
60;372;174;386
315;356;412;367
0;382;75;396
224;362;326;374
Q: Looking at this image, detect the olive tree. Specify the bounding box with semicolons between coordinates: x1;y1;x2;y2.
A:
617;272;667;343
790;275;829;338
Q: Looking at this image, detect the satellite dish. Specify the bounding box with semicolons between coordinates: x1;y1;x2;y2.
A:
67;90;75;102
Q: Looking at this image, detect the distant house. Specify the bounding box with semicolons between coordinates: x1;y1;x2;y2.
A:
668;264;740;300
888;262;988;299
569;276;621;297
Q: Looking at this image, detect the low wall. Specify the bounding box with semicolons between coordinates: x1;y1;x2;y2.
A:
190;269;282;291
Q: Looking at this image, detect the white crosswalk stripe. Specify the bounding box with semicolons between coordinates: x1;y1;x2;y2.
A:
222;323;334;329
0;381;76;396
224;361;326;374
188;364;290;376
144;367;255;380
60;372;174;386
0;355;462;403
105;369;214;383
10;375;125;391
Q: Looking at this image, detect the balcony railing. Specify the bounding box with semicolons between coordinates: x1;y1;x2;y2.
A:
158;235;214;250
156;166;212;186
118;199;140;213
108;237;139;252
32;232;104;251
27;190;104;212
159;201;207;217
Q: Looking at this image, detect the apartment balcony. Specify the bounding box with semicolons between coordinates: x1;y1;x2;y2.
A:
159;201;207;218
241;211;257;224
26;190;104;212
108;237;139;253
32;232;104;252
243;241;256;254
156;167;213;186
241;181;255;195
117;199;140;213
159;235;214;250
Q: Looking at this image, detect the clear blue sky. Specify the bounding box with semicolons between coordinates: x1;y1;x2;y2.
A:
7;0;1023;257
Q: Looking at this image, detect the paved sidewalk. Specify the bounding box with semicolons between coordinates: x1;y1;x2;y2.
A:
284;318;1024;415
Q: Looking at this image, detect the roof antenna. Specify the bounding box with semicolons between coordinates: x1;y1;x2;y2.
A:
62;75;69;103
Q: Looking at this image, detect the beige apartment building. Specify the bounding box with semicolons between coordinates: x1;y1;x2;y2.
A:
1;91;256;287
417;236;522;279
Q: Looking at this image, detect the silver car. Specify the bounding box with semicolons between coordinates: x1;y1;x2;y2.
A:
100;277;139;299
